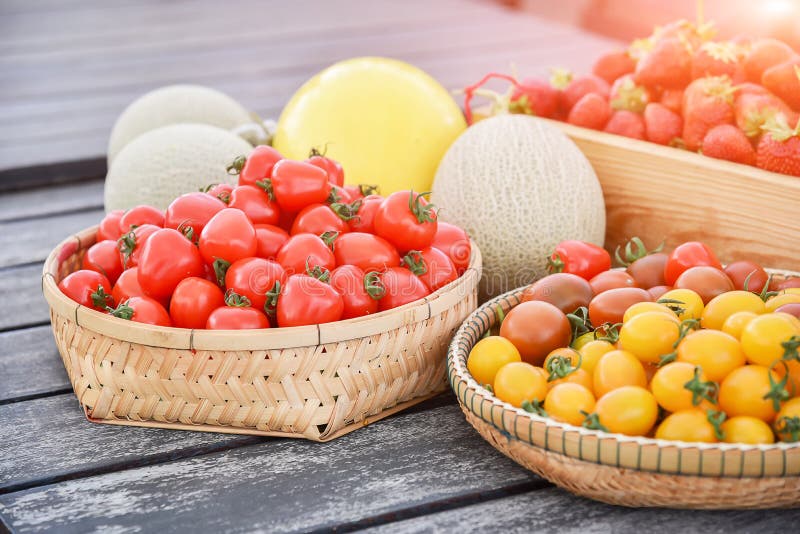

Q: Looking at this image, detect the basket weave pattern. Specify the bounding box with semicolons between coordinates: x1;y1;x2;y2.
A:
45;227;481;441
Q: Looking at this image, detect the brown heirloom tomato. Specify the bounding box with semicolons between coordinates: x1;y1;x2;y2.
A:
589;270;637;294
588;287;652;327
521;273;593;314
499;301;571;366
724;260;768;293
674;266;734;304
626;252;667;288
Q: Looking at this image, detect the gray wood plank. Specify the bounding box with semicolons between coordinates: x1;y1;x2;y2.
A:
367;487;800;533
0;403;539;533
0;180;103;222
0;263;50;331
0;325;69;403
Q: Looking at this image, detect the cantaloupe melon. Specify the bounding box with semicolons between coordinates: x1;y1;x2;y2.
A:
431;115;606;300
107;85;252;164
104;123;252;212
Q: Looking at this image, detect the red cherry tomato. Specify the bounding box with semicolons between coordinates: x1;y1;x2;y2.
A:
626;253;667;288
374;191;438;253
648;285;673;300
276;274;344;327
224;257;285;314
112;267;151;305
117;223;160;269
343;184;380;201
82;240;124;285
674;266;734;304
330;265;382;319
203;183;233;205
588;287;652;326
663;241;722;286
169;277;225;329
198;208;258;268
206;294;271;330
401;247;458;291
234;145;283;188
547;240;611;281
290;204;350;235
724;261;769;293
276;233;336;276
277;210;296;233
138;228;205;300
58;269;113;311
97;210;124;241
307;151;345;187
328;185;354;205
378;267;430;311
268;159;331;213
254;224;289;259
164;192;226;241
431;221;471;275
589;270;638;294
228;185;281;225
347;195;383;233
110;296;172;327
118;205;164;232
333;232;400;273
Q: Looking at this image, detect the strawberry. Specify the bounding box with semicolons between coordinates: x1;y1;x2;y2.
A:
610;74;650;113
682;76;736;151
691;41;746;82
592;50;637;84
756;116;800;177
659;89;684;115
744;38;797;83
634;37;693;90
701;124;756;165
644;103;683;145
509;78;560;119
560;74;610;114
566;93;611;130
734;91;798;139
761;59;800;111
604;110;646;139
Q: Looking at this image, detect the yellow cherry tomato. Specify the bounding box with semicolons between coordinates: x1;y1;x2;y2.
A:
721;416;775;444
775;397;800;442
593;350;647;398
493;362;548;408
548;368;594;394
719;365;782;422
766;293;800;313
740;313;800;367
659;288;704;321
701;290;766;330
650;362;716;413
571;331;596;351
721;310;759;340
544;383;596;426
467;336;522;387
677;329;745;382
780;288;800;296
776;359;800;397
622;301;678;323
593;386;658;436
578;340;614;375
776;312;800;331
655;409;719;443
619;311;680;364
543;347;580;371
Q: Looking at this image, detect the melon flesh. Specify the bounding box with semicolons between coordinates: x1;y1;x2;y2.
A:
104;123;252;212
431;115;606;300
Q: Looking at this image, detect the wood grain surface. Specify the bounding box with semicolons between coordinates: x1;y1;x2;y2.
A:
0;325;69;403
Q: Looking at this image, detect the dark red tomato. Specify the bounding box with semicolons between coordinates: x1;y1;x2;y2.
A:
228;185;281;225
203;183;233;205
431;221;471;275
234;145;283;188
724;261;769;293
165;192;227;241
254;224;289;259
97;210;124;241
664;241;722;286
224;257;285;314
675;266;734;304
374;191;438;253
169;277;225;329
773;277;800;291
589;270;638;294
112;267;153;306
82;240;123;285
333;232;400;273
378;267;430;311
329;265;382;319
58;269;113;311
290;204;349;235
588;287;652;326
198;208;257;267
206;305;270;330
117;223;160;269
276;233;336;275
402;247;458;291
626;252;668;288
520;273;593;314
307;151;345;187
118;205;164;232
276;274;344;326
110;296;171;327
138;228;205;300
269;159;331;213
776;303;800;319
648;285;673;300
499;301;571;366
328;185;354;205
548;240;611;281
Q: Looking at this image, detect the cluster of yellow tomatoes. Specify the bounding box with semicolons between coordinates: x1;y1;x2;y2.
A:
468;286;800;444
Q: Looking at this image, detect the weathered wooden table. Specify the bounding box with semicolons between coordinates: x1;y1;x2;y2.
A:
1;1;798;531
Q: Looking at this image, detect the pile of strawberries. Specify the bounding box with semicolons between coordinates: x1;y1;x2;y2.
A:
463;19;800;177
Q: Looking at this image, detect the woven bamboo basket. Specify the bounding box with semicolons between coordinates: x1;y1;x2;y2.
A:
43;225;481;441
448;280;800;509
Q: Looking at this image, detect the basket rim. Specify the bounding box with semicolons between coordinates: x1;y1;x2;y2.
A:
43;224;482;350
447;273;800;455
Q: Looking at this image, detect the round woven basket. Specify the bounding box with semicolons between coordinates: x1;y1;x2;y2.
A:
448;282;800;509
43;225;481;441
